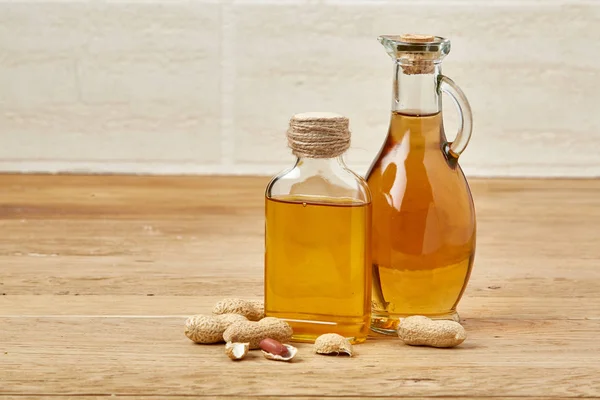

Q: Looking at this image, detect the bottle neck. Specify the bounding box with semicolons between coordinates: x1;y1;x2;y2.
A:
294;156;347;173
392;63;441;115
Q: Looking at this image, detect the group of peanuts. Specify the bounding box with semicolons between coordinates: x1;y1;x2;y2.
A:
184;298;353;361
185;298;466;362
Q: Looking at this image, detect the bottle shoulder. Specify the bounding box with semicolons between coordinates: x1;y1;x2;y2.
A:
266;158;370;204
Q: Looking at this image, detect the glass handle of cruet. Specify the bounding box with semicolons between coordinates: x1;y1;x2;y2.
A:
439;75;473;158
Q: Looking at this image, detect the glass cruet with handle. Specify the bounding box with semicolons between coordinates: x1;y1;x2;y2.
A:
366;34;476;334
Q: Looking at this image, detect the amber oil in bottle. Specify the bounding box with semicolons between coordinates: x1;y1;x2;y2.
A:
265;195;371;342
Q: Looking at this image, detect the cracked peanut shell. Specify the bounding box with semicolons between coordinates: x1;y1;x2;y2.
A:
314;333;353;356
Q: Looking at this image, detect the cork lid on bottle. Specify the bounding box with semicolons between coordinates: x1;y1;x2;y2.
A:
399;34;436;43
286;112;351;158
379;33;451;75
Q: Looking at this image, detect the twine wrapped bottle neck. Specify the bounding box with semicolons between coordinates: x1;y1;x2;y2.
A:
287;113;351;159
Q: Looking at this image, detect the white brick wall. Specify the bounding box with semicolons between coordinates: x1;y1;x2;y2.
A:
0;0;599;177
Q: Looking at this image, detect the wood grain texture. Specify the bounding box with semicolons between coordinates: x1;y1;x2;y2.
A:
1;175;599;398
1;398;585;400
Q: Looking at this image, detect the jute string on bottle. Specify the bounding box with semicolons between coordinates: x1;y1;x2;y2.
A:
287;112;351;158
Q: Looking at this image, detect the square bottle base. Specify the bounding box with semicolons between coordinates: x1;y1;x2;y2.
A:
267;311;370;344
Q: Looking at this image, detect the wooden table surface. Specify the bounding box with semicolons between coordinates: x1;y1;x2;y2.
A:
1;175;599;399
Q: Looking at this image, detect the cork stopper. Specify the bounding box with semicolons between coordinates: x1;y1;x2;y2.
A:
399;34;435;44
396;33;437;75
287;112;350;158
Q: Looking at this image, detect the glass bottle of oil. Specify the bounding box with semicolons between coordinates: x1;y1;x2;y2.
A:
265;112;372;344
367;34;476;334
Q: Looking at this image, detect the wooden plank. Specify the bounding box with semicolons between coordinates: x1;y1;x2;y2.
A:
0;215;599;297
0;175;598;218
1;295;599;321
1;252;599;297
0;398;590;400
0;175;268;220
1;253;598;297
1;398;586;400
1;317;599;398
